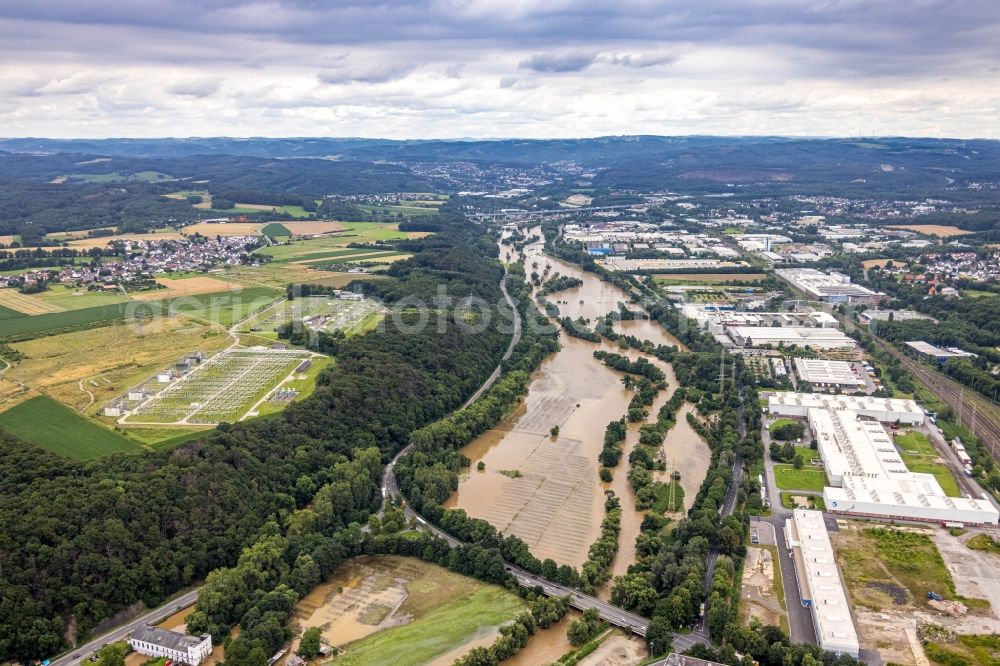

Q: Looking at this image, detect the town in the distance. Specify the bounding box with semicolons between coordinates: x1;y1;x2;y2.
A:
3;136;1000;666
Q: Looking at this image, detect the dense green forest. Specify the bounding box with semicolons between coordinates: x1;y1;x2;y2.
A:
0;208;510;659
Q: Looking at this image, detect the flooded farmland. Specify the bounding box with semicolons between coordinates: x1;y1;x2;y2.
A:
283;555;525;666
447;230;705;569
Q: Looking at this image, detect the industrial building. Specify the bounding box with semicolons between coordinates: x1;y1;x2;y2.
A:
794;359;866;389
783;509;860;658
725;326;856;350
776;268;886;304
767;392;925;425
129;626;213;665
859;310;936;324
778;396;1000;525
904;341;977;364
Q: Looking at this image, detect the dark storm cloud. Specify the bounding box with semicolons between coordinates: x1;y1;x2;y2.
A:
1;1;999;137
518;52;596;73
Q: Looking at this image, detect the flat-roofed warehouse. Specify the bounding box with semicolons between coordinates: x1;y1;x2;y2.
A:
783;509;860;658
726;326;856;350
794;359;866;389
776;267;886;304
813;407;999;525
767;392;924;424
904;341;977;364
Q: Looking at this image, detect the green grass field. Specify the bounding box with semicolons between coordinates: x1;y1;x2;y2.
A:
773;464;827;492
0;286;281;340
895;430;936;455
0;395;141;460
925;634;1000;666
357;203;441;217
333;586;524;666
768;418;799;432
255;356;333;417
255;223;407;262
836;527;988;613
122;426;214;450
893;430;961;497
260;222;292;238
38;285;130;310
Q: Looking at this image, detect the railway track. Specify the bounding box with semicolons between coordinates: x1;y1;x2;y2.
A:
870;334;1000;459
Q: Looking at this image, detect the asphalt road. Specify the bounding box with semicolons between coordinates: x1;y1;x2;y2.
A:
49;589;199;666
759;422;818;645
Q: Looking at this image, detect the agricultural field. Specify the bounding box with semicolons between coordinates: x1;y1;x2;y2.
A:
0;285;130;315
357;199;444;217
255;222;409;262
887;224;972;237
121;348;311;425
130;276;236;300
0;285;280;341
225;262;364;290
181;222;266;236
0;395;141;460
286;555;525;666
158;286;282;326
1;315;231;413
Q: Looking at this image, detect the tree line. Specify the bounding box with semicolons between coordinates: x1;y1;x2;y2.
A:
0;211;512;659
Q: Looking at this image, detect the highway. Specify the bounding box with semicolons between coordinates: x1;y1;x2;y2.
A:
48;590;199;666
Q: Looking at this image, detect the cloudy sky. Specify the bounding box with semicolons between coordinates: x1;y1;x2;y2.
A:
1;0;998;139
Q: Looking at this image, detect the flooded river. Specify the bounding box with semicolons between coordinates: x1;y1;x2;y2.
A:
655;403;711;512
447;230;702;570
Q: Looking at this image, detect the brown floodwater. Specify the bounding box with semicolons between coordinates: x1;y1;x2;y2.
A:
489;229;705;576
445;334;633;567
503;612;578;666
655;403;711;512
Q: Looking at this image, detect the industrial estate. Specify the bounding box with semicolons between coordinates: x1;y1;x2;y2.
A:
4;134;1000;666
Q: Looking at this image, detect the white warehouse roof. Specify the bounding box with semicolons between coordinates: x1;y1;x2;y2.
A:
727;326;855;350
784;509;859;658
794;359;866;387
767;392;924;424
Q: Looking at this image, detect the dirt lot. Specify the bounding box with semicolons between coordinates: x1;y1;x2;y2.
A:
887;224;972;237
863;258;909;269
741;546;787;629
284;555;524;665
130;276;235;300
832;523;1000;665
577;633;648;666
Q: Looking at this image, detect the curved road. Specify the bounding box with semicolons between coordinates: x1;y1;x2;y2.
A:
49;590;199;666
